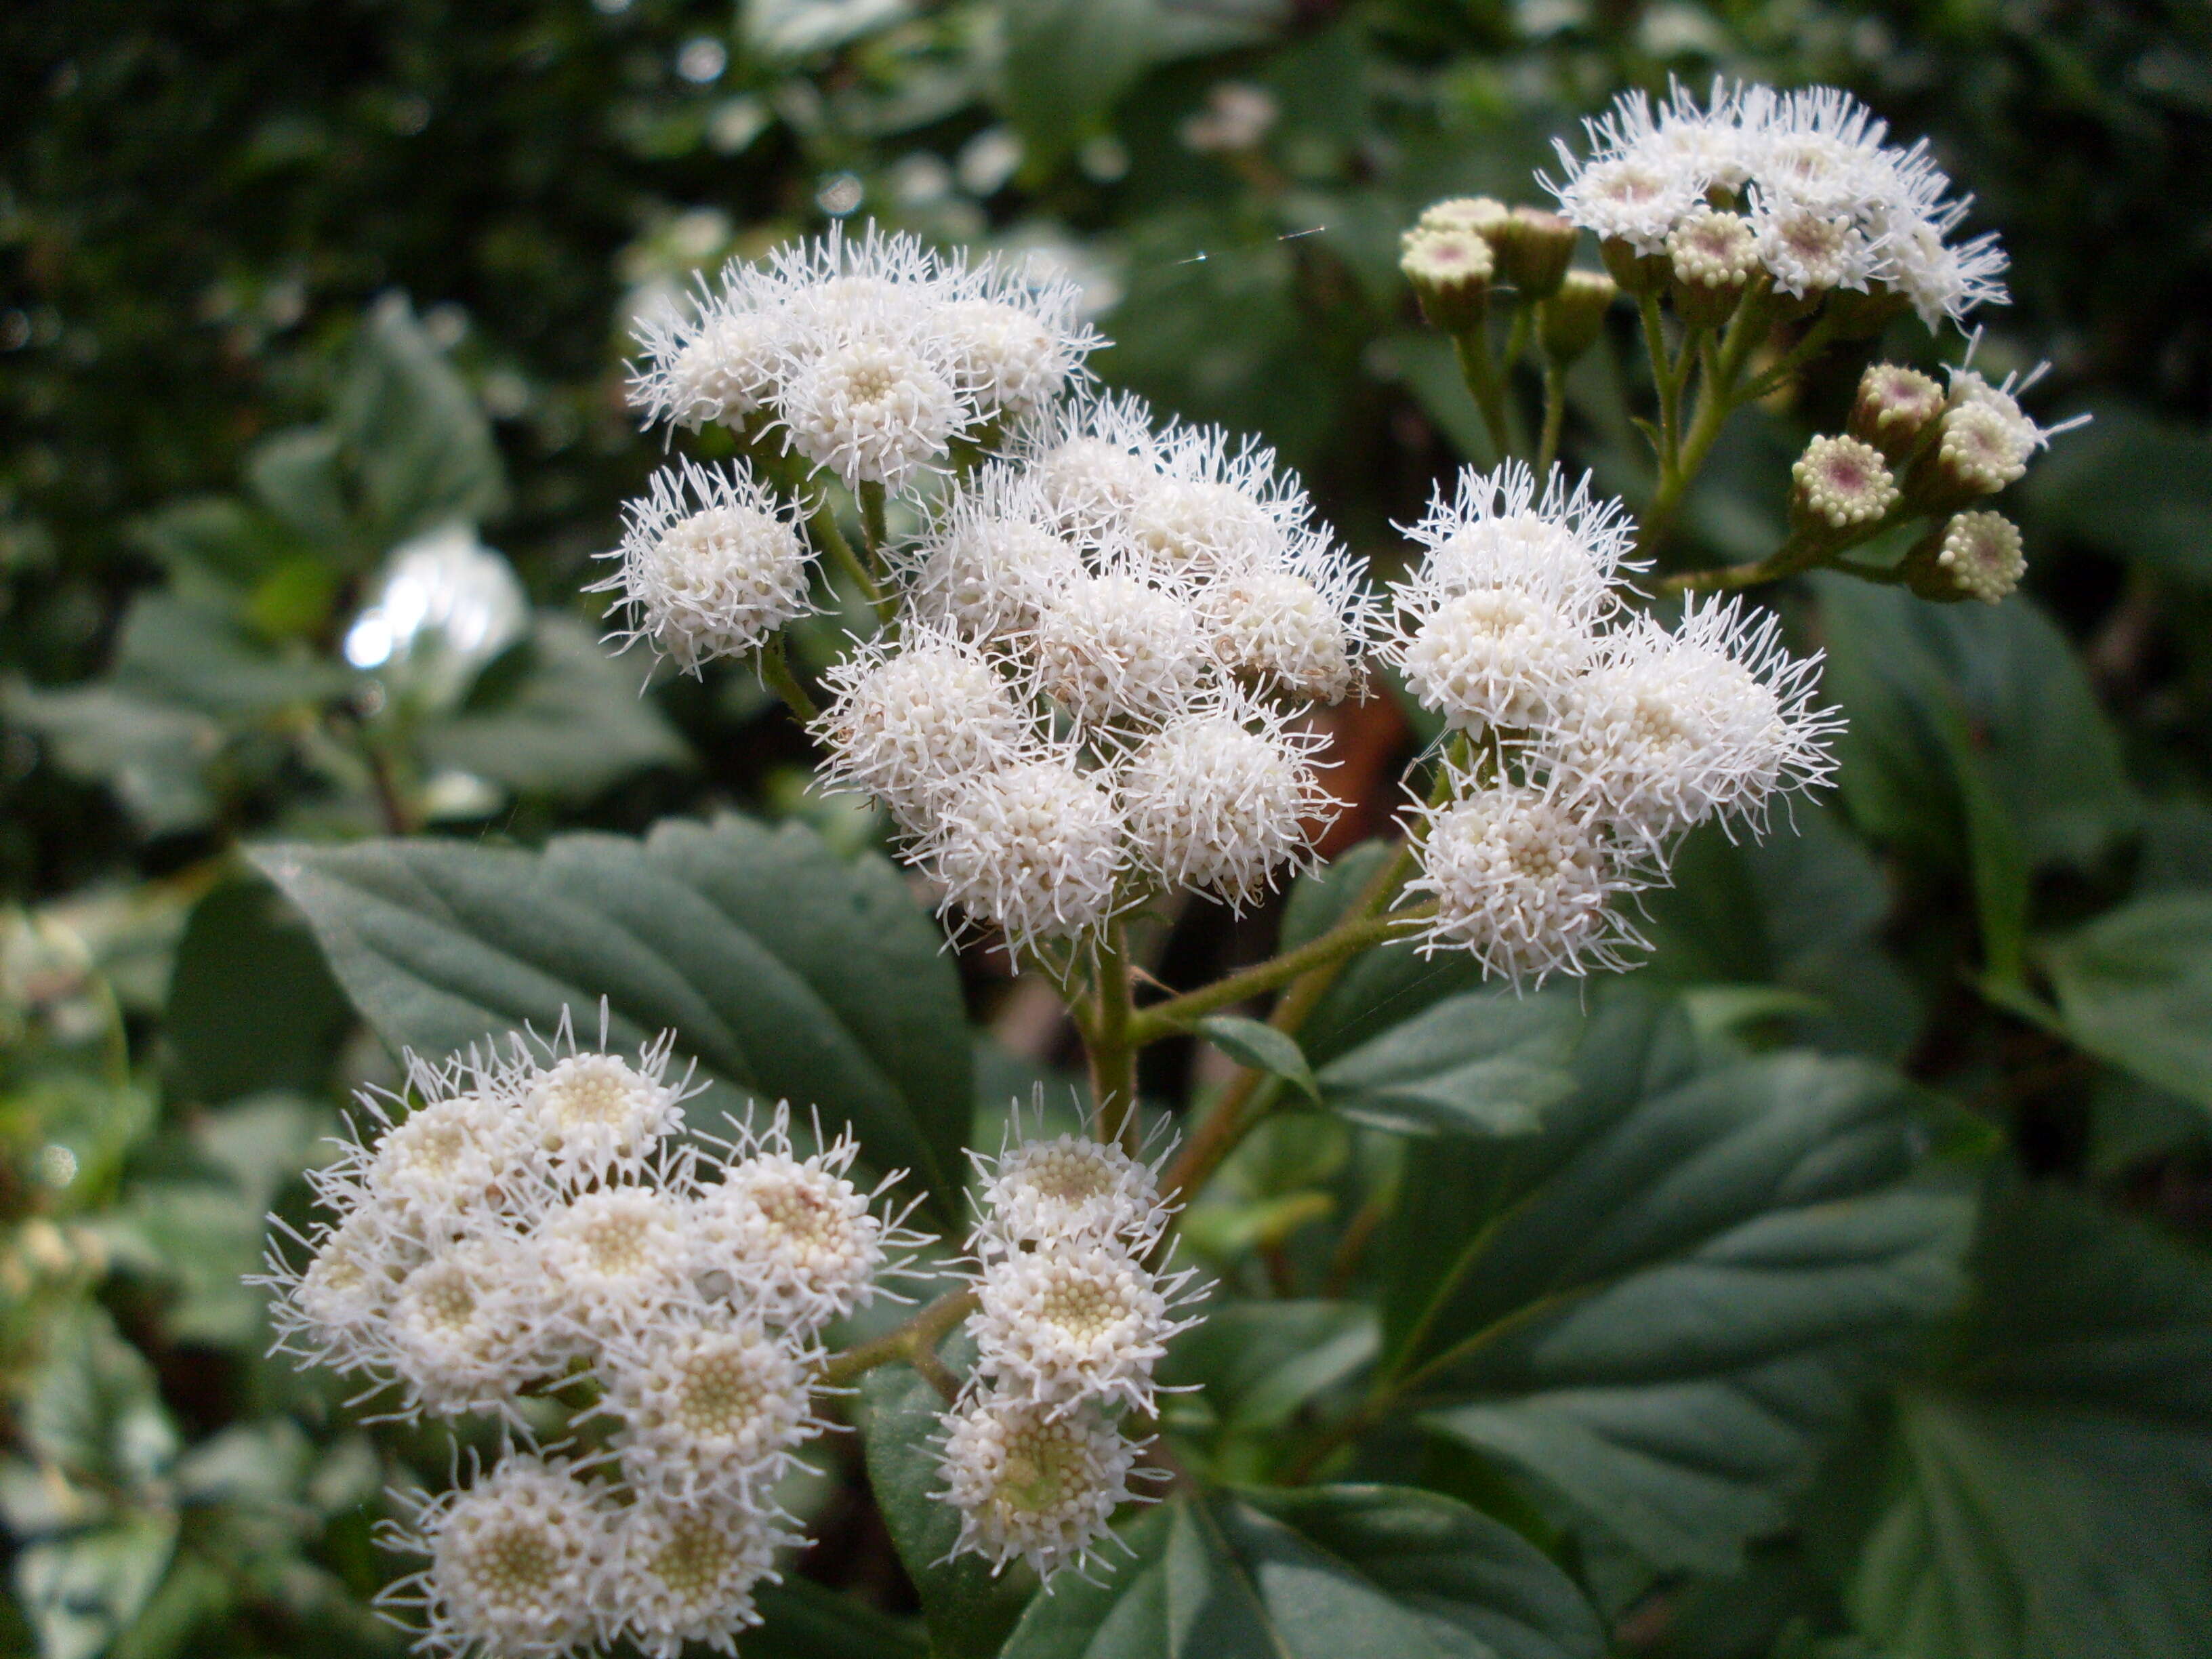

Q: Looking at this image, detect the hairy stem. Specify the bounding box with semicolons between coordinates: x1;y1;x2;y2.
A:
1633;277;1771;560
1126;901;1429;1048
759;637;819;725
1453;323;1515;463
811;499;889;623
859;480;890;567
819;1287;978;1393
1536;356;1568;477
1088;920;1140;1151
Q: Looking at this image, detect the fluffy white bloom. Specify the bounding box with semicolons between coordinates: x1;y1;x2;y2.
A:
1032;571;1211;729
361;1091;535;1238
900;468;1084;642
926;758;1126;953
384;1458;613;1659
524;1040;686;1187
603;1496;781;1659
1019;392;1172;544
1547;600;1838;847
777;326;969;492
1204;560;1368;704
937;1393;1146;1582
386;1232;561;1418
813;626;1033;834
970;1129;1173;1258
1748;196;1881;299
688;1115;904;1333
970;1242;1198;1414
1405;780;1647;986
1399;462;1639;617
1118;699;1336;910
938;256;1101;420
629;267;790;432
1391;583;1597;735
539;1186;693;1343
598;1307;825;1506
262;1206;420;1373
1555;152;1706;255
591;460;815;674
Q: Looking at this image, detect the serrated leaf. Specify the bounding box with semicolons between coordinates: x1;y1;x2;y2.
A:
1316;991;1580;1138
2039;892;2212;1113
1847;1189;2212;1659
859;1350;1030;1659
251;813;970;1227
1198;1016;1319;1103
998;1486;1603;1659
1382;992;1974;1576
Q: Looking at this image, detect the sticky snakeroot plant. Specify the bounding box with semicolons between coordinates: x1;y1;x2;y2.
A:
255;79;2089;1659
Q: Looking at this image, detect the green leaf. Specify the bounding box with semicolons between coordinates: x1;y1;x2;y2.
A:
2039;892;2212;1113
110;591;352;719
127;497;303;592
251;813;970;1226
419;615;689;799
1198;1016;1319;1103
1316;991;1580;1138
2021;399;2212;585
996;0;1154;173
859;1353;1031;1659
336;293;506;544
1;682;220;835
14;1511;179;1659
1847;1189;2212;1659
23;1305;179;1498
1389;993;1975;1576
998;1486;1604;1659
1160;1300;1377;1443
750;1577;928;1658
167;878;352;1104
245;425;350;547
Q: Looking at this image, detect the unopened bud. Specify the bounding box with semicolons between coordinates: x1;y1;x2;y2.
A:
1538;270;1618;363
1599;235;1670;297
1401;228;1494;333
1790;434;1899;536
1418;196;1511;240
1665;209;1756;329
1849;364;1946;462
1494;207;1578;300
1904;511;2026;603
1906;403;2033;511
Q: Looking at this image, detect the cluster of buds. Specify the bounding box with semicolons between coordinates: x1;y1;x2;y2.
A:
261;1016;928;1659
1400;196;1617;366
596;226;1103;673
813;391;1374;958
1548;79;2009;332
937;1117;1200;1582
1383;463;1839;985
1783;352;2084;602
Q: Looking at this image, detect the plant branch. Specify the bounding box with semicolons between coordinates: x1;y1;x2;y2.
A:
811;499;890;623
1126;901;1428;1048
1632;276;1771;560
819;1286;978;1395
1453;324;1515;463
759;637;819;725
1088;920;1139;1150
1536;355;1568;476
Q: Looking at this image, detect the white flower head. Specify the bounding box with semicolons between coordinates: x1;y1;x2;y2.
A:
925;755;1128;956
937;1393;1148;1583
520;1029;689;1188
359;1089;537;1240
386;1232;562;1420
899;465;1085;643
1552;150;1706;255
1749;193;1883;298
1399;462;1641;617
628;264;791;432
1122;420;1315;578
689;1105;922;1333
1017;390;1171;546
603;1495;783;1659
597;1302;826;1507
970;1241;1201;1414
590;459;815;674
970;1113;1176;1258
1750;85;1893;219
1118;693;1338;912
1202;538;1375;705
260;1205;422;1376
937;251;1103;421
539;1184;694;1344
1547;599;1839;847
813;624;1035;835
1404;778;1649;986
381;1456;612;1659
1031;569;1212;731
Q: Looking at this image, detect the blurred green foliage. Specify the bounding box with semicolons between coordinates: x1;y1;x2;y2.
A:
5;1;2212;1656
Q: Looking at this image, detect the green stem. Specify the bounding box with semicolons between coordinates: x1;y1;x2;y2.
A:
1632;278;1772;560
759;637;819;724
859;481;889;567
1536;356;1568;477
1501;304;1532;375
819;1287;978;1395
811;499;890;623
1088;920;1139;1151
1639;293;1680;468
1453;325;1515;464
1659;508;1912;594
1127;901;1428;1048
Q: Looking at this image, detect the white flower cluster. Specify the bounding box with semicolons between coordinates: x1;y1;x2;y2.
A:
1384;463;1839;986
815;392;1374;956
263;1020;927;1659
936;1122;1197;1583
1548;79;2009;328
598;224;1102;673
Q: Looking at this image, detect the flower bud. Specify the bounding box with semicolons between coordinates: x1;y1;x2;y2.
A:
1790;434;1899;537
1848;364;1946;463
1665;209;1756;329
1906;402;2033;512
1494;207;1579;300
1904;511;2026;604
1418;196;1511;240
1400;227;1494;333
1538;270;1618;363
1599;235;1670;297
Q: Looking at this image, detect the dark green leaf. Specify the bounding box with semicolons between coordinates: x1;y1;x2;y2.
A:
251;813;971;1227
2021;400;2212;585
1160;1300;1376;1444
1316;991;1579;1138
335;293;506;543
1198;1016;1319;1103
750;1577;928;1659
14;1512;178;1659
1847;1189;2212;1659
167;879;352;1104
127;497;302;591
245;426;350;547
23;1305;179;1498
1389;994;1973;1575
111;591;352;718
2040;892;2212;1113
1;682;220;835
998;1486;1603;1659
998;0;1157;172
860;1351;1031;1659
